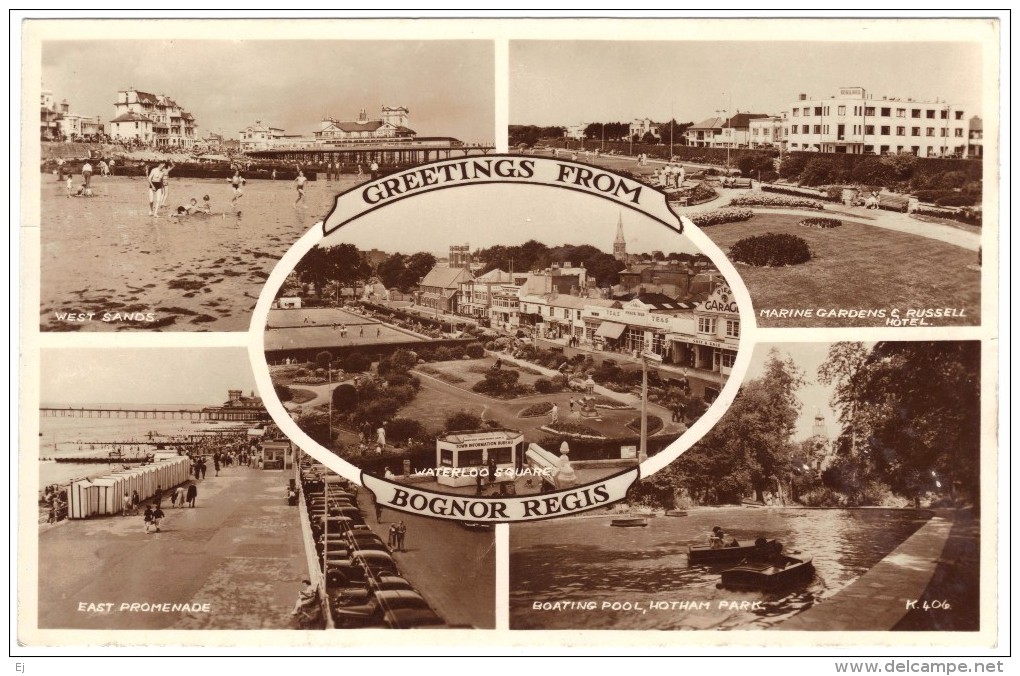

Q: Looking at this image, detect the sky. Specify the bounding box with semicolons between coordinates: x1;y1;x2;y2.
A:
743;341;873;442
320;181;702;256
40;348;257;407
510;41;984;126
42;40;494;142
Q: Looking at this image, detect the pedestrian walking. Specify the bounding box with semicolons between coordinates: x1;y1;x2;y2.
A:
376;424;386;450
550;403;559;424
214;456;221;477
388;523;398;549
122;492;132;516
131;490;140;514
169;486;179;509
186;483;197;508
154;485;163;508
143;505;154;533
152;505;165;533
396;521;407;552
569;398;576;414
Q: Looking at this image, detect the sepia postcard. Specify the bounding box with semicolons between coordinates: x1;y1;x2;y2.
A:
15;14;1005;661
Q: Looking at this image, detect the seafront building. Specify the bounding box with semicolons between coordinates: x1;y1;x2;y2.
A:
201;389;271;423
109;88;198;148
783;87;969;157
40;89;104;141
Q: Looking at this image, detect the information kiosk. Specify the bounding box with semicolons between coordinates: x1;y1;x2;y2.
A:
435;429;524;488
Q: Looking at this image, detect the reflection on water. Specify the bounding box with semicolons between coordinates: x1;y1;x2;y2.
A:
510;507;930;630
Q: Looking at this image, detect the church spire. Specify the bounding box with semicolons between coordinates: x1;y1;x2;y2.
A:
613;213;627;261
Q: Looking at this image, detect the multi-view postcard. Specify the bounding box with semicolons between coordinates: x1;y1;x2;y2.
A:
16;15;1003;658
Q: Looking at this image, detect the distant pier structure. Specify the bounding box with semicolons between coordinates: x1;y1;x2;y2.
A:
40;390;271;423
243;138;495;165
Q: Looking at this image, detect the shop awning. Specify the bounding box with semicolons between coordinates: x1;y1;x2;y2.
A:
595;321;627;339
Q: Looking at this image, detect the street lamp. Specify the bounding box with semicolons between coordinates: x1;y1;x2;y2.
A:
638;350;663;463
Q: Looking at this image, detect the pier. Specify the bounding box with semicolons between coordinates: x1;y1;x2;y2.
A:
41;407;207;420
244;138;495;165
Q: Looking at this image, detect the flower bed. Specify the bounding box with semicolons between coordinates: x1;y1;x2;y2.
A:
540;421;607;439
687;208;754;227
912;206;982;227
799;217;843;229
519;401;554;418
292;376;327;385
625;415;664;435
590;395;635;410
728;192;825;210
761;183;833;201
730;232;812;267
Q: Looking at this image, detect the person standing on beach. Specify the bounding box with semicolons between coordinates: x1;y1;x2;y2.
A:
186;483;197;508
81;161;93;189
132;490;140;514
147;162;168;217
294;170;307;207
369;160;379;180
122;492;132;516
228;170;246;209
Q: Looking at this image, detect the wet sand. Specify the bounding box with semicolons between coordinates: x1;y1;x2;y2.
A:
40;174;364;332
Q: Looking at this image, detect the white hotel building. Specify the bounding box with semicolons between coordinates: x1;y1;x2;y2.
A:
784;87;969;157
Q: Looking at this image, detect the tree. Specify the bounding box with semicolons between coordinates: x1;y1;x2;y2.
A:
671;349;805;503
657;119;694;147
377;253;407;290
296;243;371;297
401;252;437;290
274;383;294;403
331;383;358;410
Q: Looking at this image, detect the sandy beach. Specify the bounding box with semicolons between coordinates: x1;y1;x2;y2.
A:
40;173;365;332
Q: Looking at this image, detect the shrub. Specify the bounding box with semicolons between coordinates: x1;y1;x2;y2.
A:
730;232;812;267
551;374;569;390
377;349;417;378
385;417;427;445
484;341;496;351
343;351;372;373
534;377;557;394
798;486;845;507
520;401;554;418
687;208;754;227
445;411;483;432
912;207;982;226
315;351;333;369
331;383;358;410
728;192;825;210
465;342;486;358
432;346;456;361
799;217;842;229
295;367;309;377
935;193;978;207
274;383;293;403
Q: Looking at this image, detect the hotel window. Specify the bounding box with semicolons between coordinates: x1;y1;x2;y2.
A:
955;128;964;137
955;111;964;120
725;319;740;338
864;125;875;135
926;127;935;136
814;107;823;116
813;125;821;134
625;327;645;351
836;105;846;116
911;127;920;136
823;106;830;115
651;333;665;355
940;110;949;119
912;109;921;118
698;317;716;334
791;109;799;117
719;351;737;369
881;107;891;116
880;126;890;135
896;126;906;136
926;110;936;119
865;107;875;116
896;108;906;118
803;107;810;115
940;128;948;137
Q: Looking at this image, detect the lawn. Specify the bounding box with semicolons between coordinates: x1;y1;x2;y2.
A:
704;213;981;327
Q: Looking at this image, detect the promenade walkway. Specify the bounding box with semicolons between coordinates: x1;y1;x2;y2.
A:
777;511;957;631
38;465;311;630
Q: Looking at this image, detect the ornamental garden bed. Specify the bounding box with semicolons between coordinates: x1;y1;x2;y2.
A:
625;415;664;436
519;401;554;418
799;217;843;229
539;421;607;439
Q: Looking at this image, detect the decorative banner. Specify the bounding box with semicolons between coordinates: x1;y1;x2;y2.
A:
322;155;681;235
362;467;640;523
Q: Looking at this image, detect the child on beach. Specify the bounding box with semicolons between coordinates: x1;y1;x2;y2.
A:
65;175;73;198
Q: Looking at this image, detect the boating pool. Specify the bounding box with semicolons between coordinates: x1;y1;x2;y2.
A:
509;507;931;630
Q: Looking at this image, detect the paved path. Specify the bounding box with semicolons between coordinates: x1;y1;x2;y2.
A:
38;466;311;630
358;492;495;628
777;511;955;631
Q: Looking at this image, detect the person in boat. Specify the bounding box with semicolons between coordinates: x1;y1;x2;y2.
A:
710;526;726;548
